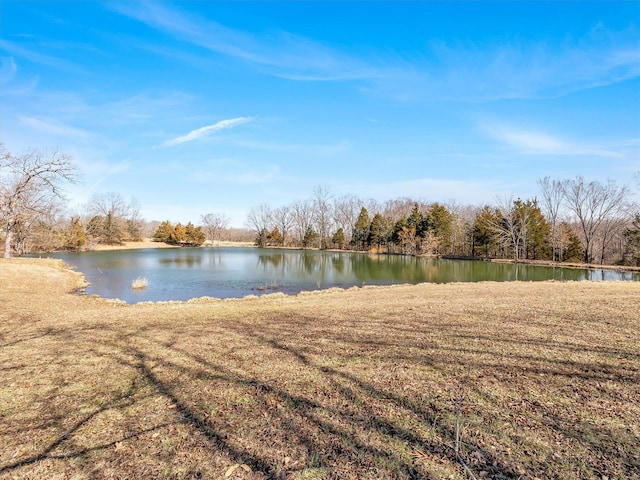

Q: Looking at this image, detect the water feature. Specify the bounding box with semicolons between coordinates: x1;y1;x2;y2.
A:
42;247;639;303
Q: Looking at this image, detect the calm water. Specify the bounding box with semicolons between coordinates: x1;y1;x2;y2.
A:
43;247;639;304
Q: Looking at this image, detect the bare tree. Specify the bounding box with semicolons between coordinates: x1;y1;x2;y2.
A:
127;197;143;240
537;176;565;261
312;185;333;249
290;199;314;246
86;192;133;244
201;212;231;246
13;201;66;255
245;204;272;247
333;194;361;244
446;201;477;256
271;205;292;246
595;211;631;264
485;195;534;262
562;177;629;263
1;146;77;258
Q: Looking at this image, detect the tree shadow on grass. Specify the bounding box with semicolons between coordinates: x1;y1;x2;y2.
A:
137;319;520;479
3;307;637;479
0;376;161;473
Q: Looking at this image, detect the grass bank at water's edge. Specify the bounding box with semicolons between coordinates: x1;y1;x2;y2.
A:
0;258;638;479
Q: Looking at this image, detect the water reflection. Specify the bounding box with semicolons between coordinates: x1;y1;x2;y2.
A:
43;247;639;304
159;256;203;267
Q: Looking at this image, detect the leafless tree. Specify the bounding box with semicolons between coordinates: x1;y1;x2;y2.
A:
485;195;534;262
88;192;128;218
561;177;629;263
271;205;293;246
201;212;231;245
594;210;632;264
312;185;333;248
333;194;361;244
446;201;477;256
537;176;565;261
290;199;314;246
86;192;138;244
1;146;77;258
245;204;272;246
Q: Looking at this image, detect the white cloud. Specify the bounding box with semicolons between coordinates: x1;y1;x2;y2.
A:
415;33;640;101
18;115;91;139
109;2;387;82
112;2;640;101
481;122;622;158
164;116;254;147
0;40;89;76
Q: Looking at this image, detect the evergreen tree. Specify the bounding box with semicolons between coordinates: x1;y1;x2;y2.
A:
472;206;500;257
85;213;123;245
406;204;423;231
302;226;318;248
153;221;174;243
426;203;453;254
406;204;427;252
564;229;585;263
353;207;370;250
64;217;86;250
331;228;346;249
171;223;187;244
522;200;550;260
103;212;123;245
126;219;142;241
184;222;205;246
368;213;385;249
391;217;407;246
267;227;283;246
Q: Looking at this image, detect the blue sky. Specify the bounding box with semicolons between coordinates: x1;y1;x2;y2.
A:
1;1;639;226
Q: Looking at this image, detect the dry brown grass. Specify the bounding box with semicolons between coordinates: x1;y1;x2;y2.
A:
1;258;638;479
92;239;178;251
131;276;149;290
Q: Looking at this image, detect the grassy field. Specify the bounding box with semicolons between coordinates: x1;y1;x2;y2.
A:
1;258;638;479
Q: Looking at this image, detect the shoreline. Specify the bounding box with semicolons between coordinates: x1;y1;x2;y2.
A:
10;253;639;308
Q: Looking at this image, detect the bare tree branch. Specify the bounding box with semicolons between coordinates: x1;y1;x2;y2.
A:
1;146;78;258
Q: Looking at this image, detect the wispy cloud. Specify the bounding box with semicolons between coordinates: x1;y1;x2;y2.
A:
421;28;640;101
19;115;91;139
87;158;131;192
164;116;255;147
0;56;39;96
0;40;89;76
109;2;384;82
482;122;623;158
110;2;640;101
100;90;193;126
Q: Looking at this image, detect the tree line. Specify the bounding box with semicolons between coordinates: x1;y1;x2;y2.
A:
2;146;639;265
245;181;639;266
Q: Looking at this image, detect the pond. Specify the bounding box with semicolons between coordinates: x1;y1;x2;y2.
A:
43;247;639;304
